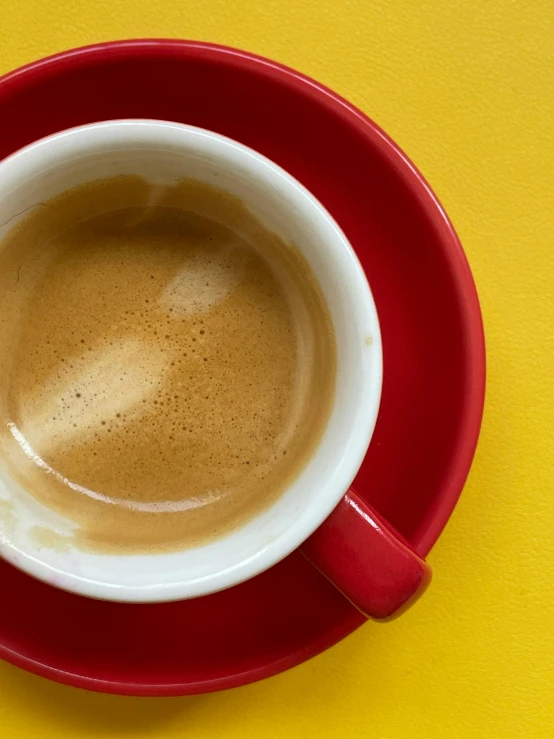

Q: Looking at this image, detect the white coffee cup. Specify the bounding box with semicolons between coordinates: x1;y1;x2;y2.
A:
0;120;382;605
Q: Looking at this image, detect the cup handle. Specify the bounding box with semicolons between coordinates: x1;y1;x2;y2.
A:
300;489;432;620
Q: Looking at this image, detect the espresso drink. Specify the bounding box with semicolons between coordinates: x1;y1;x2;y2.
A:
0;176;336;552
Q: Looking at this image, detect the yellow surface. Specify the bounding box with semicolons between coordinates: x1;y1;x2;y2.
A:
0;1;553;736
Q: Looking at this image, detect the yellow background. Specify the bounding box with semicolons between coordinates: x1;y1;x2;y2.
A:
0;1;553;736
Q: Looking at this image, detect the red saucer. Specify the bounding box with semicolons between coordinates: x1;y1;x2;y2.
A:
0;41;485;696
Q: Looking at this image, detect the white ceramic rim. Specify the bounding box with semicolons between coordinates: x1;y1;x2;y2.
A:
0;120;382;601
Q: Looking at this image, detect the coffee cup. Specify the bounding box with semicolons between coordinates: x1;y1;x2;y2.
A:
0;120;430;618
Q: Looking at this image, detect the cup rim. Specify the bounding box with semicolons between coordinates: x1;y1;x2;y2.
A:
0;119;382;601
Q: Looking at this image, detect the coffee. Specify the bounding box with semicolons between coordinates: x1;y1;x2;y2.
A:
0;176;336;552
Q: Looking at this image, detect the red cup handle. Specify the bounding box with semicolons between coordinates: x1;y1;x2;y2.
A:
300;489;432;620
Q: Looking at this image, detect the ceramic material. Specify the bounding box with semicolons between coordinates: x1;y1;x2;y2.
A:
0;40;485;696
0;118;386;605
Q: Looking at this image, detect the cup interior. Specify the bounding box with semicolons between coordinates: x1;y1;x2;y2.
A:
0;120;382;601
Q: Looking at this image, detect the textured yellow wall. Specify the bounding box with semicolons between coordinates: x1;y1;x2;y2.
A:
0;1;553;737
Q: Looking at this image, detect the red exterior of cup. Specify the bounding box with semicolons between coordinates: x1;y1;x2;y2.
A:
301;490;432;619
